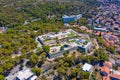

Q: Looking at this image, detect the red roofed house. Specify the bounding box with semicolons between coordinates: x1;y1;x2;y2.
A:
100;66;110;76
110;74;120;80
102;76;110;80
104;61;112;68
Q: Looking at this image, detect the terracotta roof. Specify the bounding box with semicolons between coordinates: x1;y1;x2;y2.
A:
110;74;120;80
0;29;3;33
79;26;88;30
101;66;110;74
117;48;120;51
117;67;120;71
87;30;93;33
103;41;110;47
116;55;120;59
102;76;110;80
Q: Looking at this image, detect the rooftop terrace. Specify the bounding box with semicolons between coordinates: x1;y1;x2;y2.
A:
36;29;92;58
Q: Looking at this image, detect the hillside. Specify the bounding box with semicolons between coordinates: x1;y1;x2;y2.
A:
0;0;99;26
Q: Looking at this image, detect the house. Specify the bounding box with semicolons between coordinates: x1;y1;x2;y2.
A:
30;76;37;80
116;55;120;59
36;29;93;58
103;61;112;68
116;48;120;54
94;27;106;32
5;65;20;80
82;63;93;73
0;27;7;33
102;76;110;80
116;59;120;67
103;41;110;47
79;26;88;31
79;26;93;33
100;66;110;76
117;67;120;71
109;58;115;65
110;74;120;80
110;69;120;80
0;29;2;33
16;68;37;80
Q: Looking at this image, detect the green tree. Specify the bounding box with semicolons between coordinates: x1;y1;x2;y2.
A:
2;42;11;49
36;47;43;55
97;36;104;46
32;67;42;76
106;46;116;54
0;67;3;75
29;54;38;66
70;68;79;78
113;64;117;70
57;67;66;77
79;17;87;26
0;75;5;80
42;45;50;53
82;72;90;79
63;50;69;57
2;63;14;71
101;52;109;61
40;75;47;80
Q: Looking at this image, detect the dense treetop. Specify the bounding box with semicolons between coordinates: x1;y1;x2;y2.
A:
0;0;99;26
0;0;103;79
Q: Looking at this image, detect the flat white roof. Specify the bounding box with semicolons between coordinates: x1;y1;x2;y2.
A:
62;15;75;18
30;75;37;80
82;63;92;72
113;70;120;75
17;68;34;80
62;14;82;18
94;27;106;31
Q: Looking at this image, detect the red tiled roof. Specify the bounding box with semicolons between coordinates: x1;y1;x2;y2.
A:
117;67;120;72
0;29;3;33
116;55;120;59
103;41;110;47
110;74;120;79
101;66;110;74
117;47;120;51
102;76;110;80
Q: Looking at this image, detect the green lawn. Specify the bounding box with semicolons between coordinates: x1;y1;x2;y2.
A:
67;33;76;37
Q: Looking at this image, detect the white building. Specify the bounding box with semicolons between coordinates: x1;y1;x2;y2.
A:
0;27;7;33
30;76;37;80
82;63;93;72
36;29;93;58
16;68;37;80
94;27;106;32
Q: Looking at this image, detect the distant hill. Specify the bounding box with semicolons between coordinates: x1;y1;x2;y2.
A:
0;0;99;27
